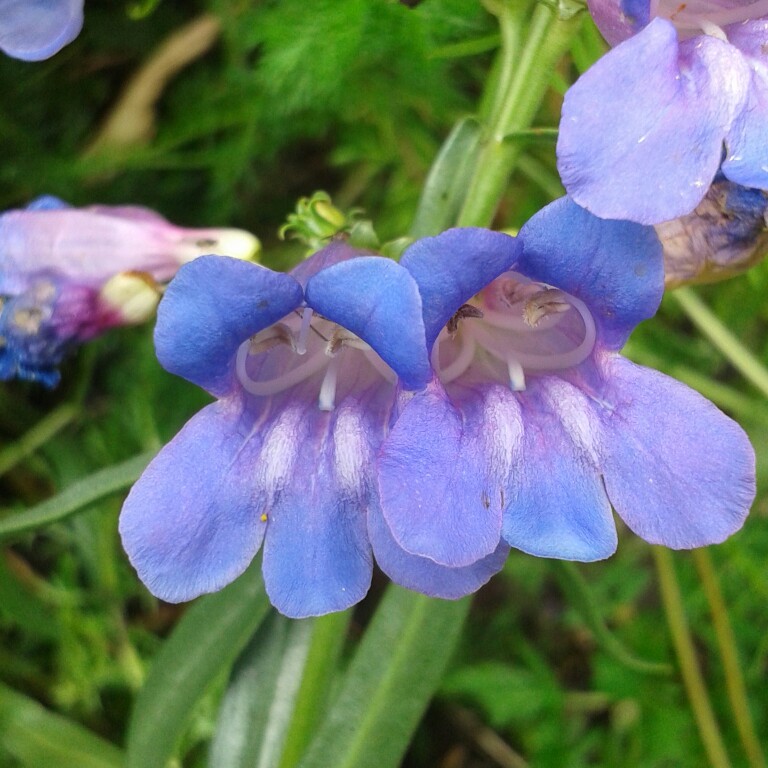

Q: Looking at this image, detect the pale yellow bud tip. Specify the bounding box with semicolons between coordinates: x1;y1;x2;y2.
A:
100;271;161;324
178;228;261;264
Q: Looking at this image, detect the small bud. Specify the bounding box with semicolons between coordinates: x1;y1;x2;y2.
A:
99;271;161;324
280;192;376;255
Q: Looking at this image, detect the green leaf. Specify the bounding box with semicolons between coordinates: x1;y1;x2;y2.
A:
297;587;470;768
126;560;270;768
0;451;156;544
409;116;482;238
208;613;308;768
0;682;123;768
209;609;351;768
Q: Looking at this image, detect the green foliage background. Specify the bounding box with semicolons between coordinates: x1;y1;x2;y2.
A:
1;1;767;766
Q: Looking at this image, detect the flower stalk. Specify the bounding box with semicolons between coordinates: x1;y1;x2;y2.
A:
652;546;733;768
457;0;583;228
692;548;766;768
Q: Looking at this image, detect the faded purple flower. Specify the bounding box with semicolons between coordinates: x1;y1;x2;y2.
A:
558;1;768;224
0;195;258;386
657;174;768;287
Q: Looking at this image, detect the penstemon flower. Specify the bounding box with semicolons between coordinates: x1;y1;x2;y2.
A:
119;243;508;619
0;0;83;61
0;195;258;386
557;0;768;224
376;198;755;570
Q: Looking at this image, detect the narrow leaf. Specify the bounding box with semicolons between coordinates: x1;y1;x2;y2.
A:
126;560;270;768
298;587;470;768
208;613;311;768
0;682;123;768
0;451;155;543
409;117;482;238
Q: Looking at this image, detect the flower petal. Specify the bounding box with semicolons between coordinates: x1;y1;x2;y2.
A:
598;355;755;547
155;255;303;397
119;398;267;603
378;380;519;567
722;19;768;189
501;377;618;561
0;0;83;61
518;196;663;350
399;228;521;349
261;402;374;618
369;502;510;599
587;0;650;45
304;256;430;389
557;19;750;224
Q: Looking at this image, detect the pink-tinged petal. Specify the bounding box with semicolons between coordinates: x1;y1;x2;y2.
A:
558;19;750;224
119;397;266;603
502;377;618;561
378;379;520;567
599;355;755;547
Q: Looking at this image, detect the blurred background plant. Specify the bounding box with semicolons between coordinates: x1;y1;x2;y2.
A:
1;1;767;766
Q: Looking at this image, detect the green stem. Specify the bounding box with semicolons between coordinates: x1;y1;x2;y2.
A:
692;548;766;768
481;0;532;128
672;288;768;400
652;547;733;768
0;402;79;478
457;1;582;228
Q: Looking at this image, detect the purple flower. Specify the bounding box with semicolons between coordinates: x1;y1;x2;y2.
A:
657;175;768;287
0;0;83;61
119;243;508;618
0;195;258;386
557;1;768;224
377;198;755;568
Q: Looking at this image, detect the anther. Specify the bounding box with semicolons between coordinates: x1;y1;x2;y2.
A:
522;289;571;327
447;304;484;335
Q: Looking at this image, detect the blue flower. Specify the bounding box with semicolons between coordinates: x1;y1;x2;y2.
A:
656;174;768;287
0;0;84;61
557;1;768;224
0;195;258;386
376;198;755;568
119;243;509;617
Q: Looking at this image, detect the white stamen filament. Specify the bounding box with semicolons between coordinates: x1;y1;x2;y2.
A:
295;307;314;355
236;340;327;396
507;357;526;391
472;293;597;374
234;315;396;409
318;351;342;411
